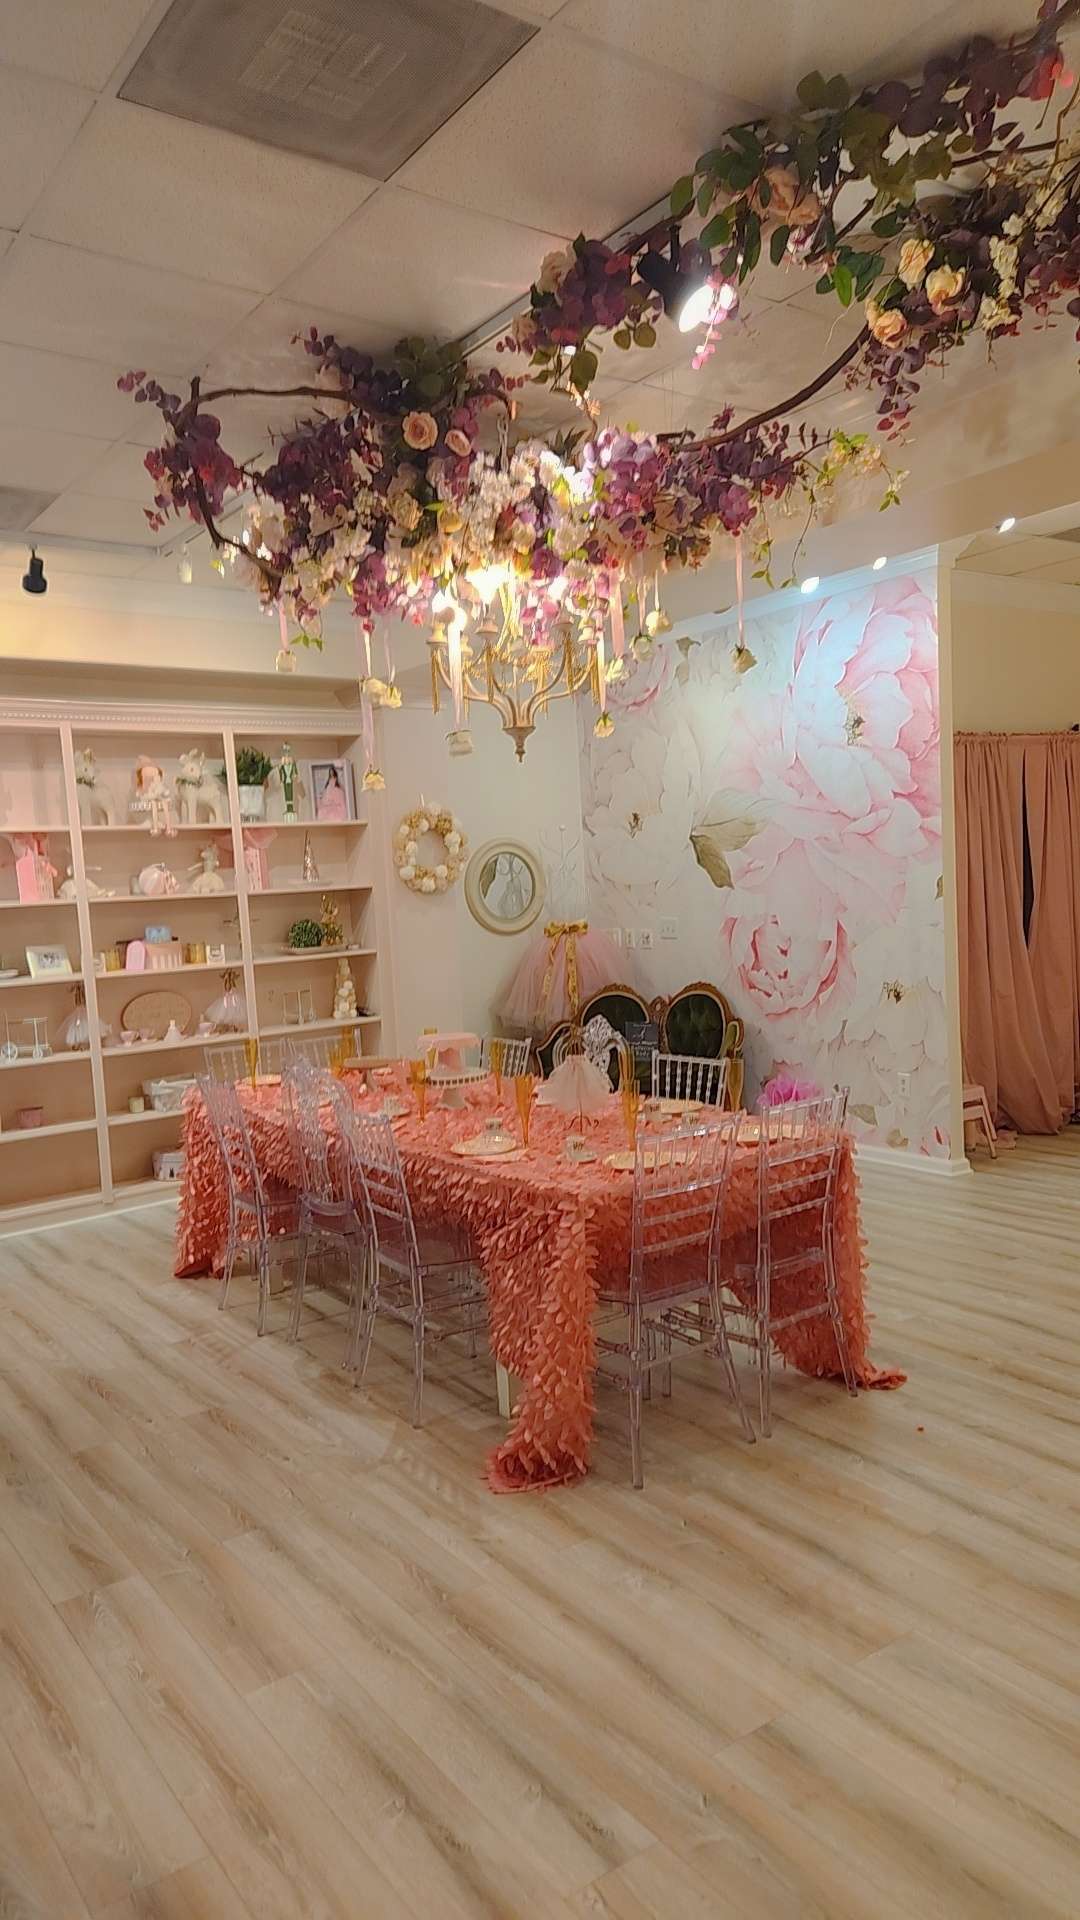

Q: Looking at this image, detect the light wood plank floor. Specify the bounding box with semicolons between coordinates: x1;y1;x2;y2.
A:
0;1134;1078;1917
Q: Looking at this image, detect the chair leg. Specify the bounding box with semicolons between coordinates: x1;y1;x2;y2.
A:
288;1227;312;1342
757;1252;772;1438
410;1315;425;1428
255;1237;272;1337
708;1272;756;1444
823;1235;858;1397
346;1239;378;1382
628;1298;644;1488
218;1198;238;1311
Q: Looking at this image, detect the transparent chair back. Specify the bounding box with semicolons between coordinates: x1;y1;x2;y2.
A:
282;1057;342;1211
651;1051;729;1107
197;1073;266;1218
347;1107;424;1303
480;1034;532;1077
284;1032;345;1069
630;1113;738;1297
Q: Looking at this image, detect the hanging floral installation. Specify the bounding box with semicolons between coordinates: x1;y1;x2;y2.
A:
122;0;1080;772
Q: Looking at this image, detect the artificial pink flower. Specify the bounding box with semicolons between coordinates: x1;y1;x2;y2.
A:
759;1072;823;1109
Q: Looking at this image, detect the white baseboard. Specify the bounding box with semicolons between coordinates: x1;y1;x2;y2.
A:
855;1141;972;1179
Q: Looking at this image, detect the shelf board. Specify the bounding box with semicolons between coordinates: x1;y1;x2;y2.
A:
0;1118;97;1144
95;960;241;980
0;896;76;911
89;890;237;905
80;822;235;834
258;1015;381;1038
252;883;369;896
103;1032;252;1059
253;946;375;967
0;823;71;835
0;1049;90;1068
108;1108;184;1127
254;818;366;830
0;971;84;990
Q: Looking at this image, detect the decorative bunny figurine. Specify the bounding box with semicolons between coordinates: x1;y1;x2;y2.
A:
74;747;117;825
175;748;227;825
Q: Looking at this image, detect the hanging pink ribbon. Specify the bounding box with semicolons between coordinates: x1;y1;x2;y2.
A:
734;532;745;653
608;575;626;659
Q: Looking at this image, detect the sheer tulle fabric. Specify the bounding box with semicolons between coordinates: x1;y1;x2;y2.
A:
176;1082;901;1491
497;924;641;1029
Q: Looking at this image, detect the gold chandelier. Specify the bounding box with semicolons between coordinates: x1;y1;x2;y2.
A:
426;569;610;760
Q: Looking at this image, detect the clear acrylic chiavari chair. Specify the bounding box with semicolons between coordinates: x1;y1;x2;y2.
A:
202;1037;286;1082
480;1034;532;1077
284;1032;349;1070
196;1073;300;1334
735;1091;857;1435
651;1051;729;1107
281;1059;373;1359
597;1114;754;1487
342;1106;486;1425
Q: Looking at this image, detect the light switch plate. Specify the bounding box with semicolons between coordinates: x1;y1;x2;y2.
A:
660;918;678;940
623;928;637;949
638;929;654;950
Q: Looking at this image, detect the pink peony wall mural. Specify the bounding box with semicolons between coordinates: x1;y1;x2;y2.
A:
580;568;950;1157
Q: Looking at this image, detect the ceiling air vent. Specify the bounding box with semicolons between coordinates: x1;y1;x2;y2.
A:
120;0;536;180
0;488;60;531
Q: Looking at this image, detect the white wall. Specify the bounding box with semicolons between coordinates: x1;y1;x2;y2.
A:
951;574;1080;730
378;695;583;1047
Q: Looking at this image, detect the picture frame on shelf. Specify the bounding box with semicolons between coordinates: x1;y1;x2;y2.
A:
305;758;354;822
25;944;73;979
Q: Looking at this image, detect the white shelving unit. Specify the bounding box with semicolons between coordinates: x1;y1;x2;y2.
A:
0;698;394;1231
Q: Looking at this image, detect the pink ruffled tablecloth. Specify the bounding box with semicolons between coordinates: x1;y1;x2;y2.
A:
175;1080;902;1492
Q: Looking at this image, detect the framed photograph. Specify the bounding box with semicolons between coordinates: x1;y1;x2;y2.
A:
305;758;355;823
26;944;73;979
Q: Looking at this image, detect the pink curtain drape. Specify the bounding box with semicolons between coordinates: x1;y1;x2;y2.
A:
955;732;1080;1133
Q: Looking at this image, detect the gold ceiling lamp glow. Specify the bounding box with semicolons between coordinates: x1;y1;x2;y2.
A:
427;577;604;761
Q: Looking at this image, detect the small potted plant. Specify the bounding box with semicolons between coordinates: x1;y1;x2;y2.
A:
287;917;323;950
235;745;272;822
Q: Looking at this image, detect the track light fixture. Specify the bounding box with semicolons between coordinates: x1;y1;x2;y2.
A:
21;549;46;595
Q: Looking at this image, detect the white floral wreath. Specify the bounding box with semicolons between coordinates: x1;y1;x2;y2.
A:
393;803;467;896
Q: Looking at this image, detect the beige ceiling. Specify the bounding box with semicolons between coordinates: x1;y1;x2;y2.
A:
0;0;1072;598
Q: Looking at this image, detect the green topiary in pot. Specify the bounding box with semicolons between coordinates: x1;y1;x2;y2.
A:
287;917;323;949
235;745;273;786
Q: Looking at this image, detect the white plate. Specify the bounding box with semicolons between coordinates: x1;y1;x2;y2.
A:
0;968;20;980
451;1136;520;1159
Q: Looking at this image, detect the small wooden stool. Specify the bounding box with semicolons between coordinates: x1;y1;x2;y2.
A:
962;1083;997;1158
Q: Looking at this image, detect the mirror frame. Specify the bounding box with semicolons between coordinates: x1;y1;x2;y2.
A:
464;839;546;936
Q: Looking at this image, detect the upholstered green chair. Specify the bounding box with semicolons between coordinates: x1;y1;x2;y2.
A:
660;983;740;1065
534;1021;571;1078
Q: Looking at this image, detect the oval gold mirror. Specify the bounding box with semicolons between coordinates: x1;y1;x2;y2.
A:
465;840;545;936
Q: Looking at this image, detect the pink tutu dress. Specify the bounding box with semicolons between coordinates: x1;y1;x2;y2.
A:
497;922;644;1033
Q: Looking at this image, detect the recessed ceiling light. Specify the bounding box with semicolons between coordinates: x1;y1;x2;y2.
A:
872;555;887;571
998;516;1016;533
800;575;820;595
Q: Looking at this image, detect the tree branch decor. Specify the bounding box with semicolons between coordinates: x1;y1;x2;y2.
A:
121;1;1080;768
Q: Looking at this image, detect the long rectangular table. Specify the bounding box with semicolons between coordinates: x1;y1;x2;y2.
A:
176;1080;902;1491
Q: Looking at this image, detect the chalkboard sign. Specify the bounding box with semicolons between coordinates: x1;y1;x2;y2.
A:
625;1019;659;1090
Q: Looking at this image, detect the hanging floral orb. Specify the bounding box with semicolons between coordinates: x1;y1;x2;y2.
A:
393;805;467;896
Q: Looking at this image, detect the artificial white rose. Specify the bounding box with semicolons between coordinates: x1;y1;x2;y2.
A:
405;840;418;859
435;864;448;880
416;816;430;834
399;865;415;882
421;876;436;893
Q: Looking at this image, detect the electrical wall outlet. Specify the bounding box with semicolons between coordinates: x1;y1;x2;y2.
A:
623;928;637;950
609;926;623;948
897;1070;911;1100
638;929;654;951
659;918;678;940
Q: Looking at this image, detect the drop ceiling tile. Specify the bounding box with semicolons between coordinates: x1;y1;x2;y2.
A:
0;67;94;229
0;425;115;494
28;99;378;293
398;28;754;235
0;239;258;370
29;491;162;545
0;342;150;438
197;297;405;460
76;440;157;504
557;0;960;108
663;298;864;410
282;187;567;338
0;0;158;90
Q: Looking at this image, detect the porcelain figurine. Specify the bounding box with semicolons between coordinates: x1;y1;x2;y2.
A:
132;757;176;837
270;742;305;824
74;747;117;825
188;844;225;894
175;748;227;825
